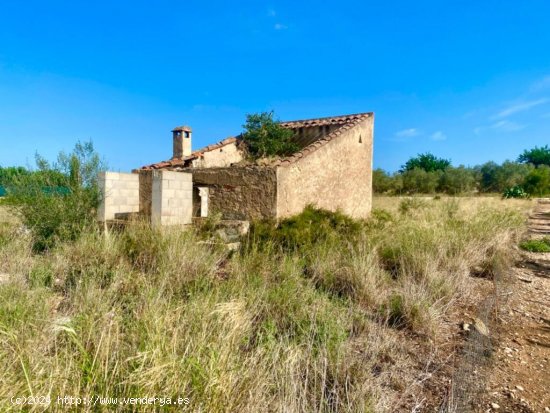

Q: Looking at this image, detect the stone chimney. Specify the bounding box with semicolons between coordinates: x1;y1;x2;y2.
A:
172;126;192;159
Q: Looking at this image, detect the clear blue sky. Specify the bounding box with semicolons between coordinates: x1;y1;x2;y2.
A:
1;0;549;172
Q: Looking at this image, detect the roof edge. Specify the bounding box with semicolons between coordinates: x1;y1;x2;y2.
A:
273;114;372;166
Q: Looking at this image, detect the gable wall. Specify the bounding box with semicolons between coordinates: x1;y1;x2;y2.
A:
276;117;374;219
293;124;342;148
191;142;244;168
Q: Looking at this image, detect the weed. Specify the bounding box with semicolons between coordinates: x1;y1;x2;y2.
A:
519;238;550;252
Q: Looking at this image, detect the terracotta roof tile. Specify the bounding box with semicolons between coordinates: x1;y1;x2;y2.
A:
279;112;372;129
140;136;240;170
273;112;372;166
140;112;372;170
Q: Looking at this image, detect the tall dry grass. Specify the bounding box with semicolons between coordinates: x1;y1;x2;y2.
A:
0;197;530;412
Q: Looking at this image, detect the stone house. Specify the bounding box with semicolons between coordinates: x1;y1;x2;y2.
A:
97;112;374;226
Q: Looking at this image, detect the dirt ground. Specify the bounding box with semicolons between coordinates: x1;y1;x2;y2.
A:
476;199;550;413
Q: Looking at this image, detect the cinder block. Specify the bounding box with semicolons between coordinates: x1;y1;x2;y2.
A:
168;179;181;190
104;172;120;180
162;189;175;199
180;190;192;200
179;172;193;182
168;198;182;207
119;173;138;181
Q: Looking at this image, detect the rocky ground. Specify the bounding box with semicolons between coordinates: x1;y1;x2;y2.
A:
477;199;550;413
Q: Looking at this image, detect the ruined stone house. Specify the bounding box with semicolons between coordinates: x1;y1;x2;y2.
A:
97;112;374;226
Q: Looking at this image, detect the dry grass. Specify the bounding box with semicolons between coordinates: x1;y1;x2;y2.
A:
0;197;530;412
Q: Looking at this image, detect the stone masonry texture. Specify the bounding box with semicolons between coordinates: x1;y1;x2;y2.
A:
276;116;374;219
191;166;277;220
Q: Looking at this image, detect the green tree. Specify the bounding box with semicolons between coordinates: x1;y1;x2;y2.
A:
439;166;477;194
522;165;550;196
0;166;30;186
6;140;105;251
518;145;550;167
400;153;451;173
372;168;394;194
402;168;441;194
477;161;533;193
242;111;300;159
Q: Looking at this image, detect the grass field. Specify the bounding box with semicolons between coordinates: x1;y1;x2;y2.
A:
0;196;532;412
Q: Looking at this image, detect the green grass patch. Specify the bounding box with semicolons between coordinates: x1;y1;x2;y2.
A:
520;237;550;252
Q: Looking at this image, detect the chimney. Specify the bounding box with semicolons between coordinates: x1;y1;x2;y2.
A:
172;125;192;159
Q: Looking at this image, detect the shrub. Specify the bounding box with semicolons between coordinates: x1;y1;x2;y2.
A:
503;185;529;199
5;141;104;251
248;205;363;252
438;166;477;194
522;165;550;197
241;111;300;159
398;197;429;215
401;168;441;194
519;238;550;253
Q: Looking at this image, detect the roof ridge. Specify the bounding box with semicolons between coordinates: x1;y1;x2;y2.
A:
274;115;369;166
140;136;240;170
279;111;372;127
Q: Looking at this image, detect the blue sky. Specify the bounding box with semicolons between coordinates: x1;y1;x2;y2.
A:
1;0;549;172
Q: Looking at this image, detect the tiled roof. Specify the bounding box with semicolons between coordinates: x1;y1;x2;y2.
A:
139;112;372;170
279;112;372;129
273;112;372;166
140;137;239;170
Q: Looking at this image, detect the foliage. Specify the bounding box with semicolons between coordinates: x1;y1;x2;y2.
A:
502;185;529;199
0;166;30;187
372;168;393;193
519;237;550;253
241;111;300;159
518;145;550;167
5;141;104;251
0;196;528;412
522;165;550;197
400;152;451;173
398;197;429;214
402;168;441;194
372;169;403;194
438;166;477;194
248;205;363;252
477;161;533;193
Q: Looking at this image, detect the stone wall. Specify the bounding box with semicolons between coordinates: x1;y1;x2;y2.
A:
138;170;153;219
97;172;140;221
191;141;244;168
276;116;374;219
151;170;193;226
191;166;277;220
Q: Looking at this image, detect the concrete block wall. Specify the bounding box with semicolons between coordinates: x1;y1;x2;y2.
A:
97;172;140;221
151;170;193;226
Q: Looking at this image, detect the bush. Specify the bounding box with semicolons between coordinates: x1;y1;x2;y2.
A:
503;185;529;199
398;197;429;215
5;141;104;251
401;168;441;194
522;165;550;197
248;205;363;252
438;166;477;194
241;111;300;159
519;238;550;253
